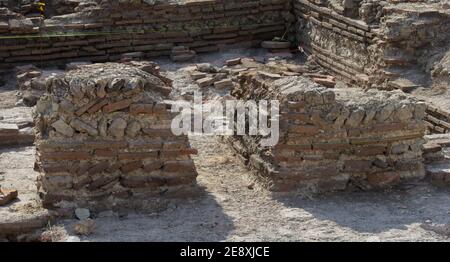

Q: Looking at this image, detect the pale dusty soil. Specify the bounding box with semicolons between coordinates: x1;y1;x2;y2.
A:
0;48;449;242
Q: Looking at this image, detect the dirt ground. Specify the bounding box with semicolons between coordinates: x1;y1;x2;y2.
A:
0;48;449;242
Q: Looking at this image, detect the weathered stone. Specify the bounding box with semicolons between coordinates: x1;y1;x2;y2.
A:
51;120;74;137
75;208;90;220
126;121;141;138
70;118;98;136
214;79;233;89
196;63;217;73
108;118;127;138
196;77;214;88
108;78;125;92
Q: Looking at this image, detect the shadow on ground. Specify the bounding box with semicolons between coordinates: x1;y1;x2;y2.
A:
274;182;450;234
62;187;235;242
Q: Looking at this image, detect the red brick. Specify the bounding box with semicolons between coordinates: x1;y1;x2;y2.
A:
152;103;169;113
87;99;108;114
143;161;163;172
73;176;92;190
0;123;19;136
41;151;91;160
118;152;158;160
94;149;117;158
41;163;69;173
88;161;110;175
163;141;188;150
75;100;98;116
84;141;128;149
274;144;312;151
88;174;120;190
162;160;195;172
128;141;163;149
288;125;320;135
103;99;132;113
370;123;406;133
367;172;400;188
120;161;143;173
355;146;387;156
142;128;174;137
285;113;310;122
160;149;198;158
343;160;373;173
313;77;335;88
130;104;153;114
312;142;350;151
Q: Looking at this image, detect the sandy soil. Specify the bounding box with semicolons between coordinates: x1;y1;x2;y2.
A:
0;48;449;242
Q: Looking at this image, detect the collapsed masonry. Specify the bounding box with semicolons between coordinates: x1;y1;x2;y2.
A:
224;68;427;192
33;62;198;210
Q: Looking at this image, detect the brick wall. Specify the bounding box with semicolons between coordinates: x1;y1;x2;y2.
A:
293;0;450;90
294;0;375;85
0;0;291;71
226;65;427;192
33;62;198;211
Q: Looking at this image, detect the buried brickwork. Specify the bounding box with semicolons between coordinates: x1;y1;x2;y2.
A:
225;68;427;192
33;62;198;211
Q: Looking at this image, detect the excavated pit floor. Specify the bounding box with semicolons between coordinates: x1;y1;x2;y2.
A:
0;48;449;241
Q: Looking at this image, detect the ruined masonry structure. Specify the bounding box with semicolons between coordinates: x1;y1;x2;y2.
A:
0;0;291;71
33;62;198;210
1;0;449;95
226;69;427;192
294;0;450;91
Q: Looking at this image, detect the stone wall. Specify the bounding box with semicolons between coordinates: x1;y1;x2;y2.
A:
0;0;291;71
33;62;198;211
226;66;427;192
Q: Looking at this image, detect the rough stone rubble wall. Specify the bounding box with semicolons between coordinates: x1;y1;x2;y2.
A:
226;70;427;192
33;62;198;211
0;0;292;70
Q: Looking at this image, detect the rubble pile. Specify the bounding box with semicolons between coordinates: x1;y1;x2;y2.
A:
225;68;428;192
33;62;198;211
